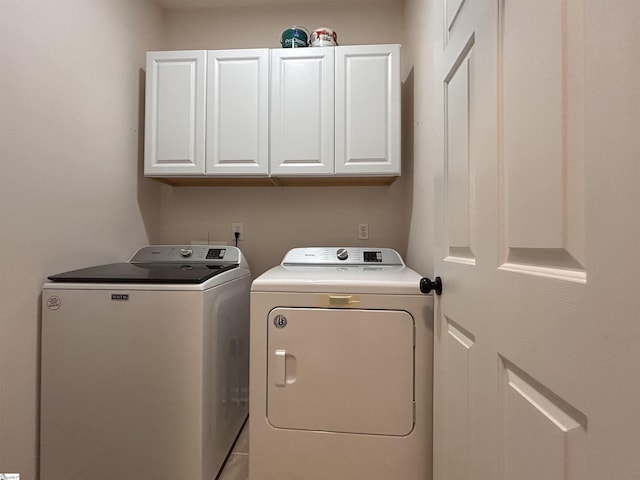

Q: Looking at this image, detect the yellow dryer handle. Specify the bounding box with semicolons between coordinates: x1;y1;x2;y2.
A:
320;295;361;308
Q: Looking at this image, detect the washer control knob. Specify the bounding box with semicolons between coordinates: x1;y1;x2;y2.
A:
336;248;349;261
180;248;193;258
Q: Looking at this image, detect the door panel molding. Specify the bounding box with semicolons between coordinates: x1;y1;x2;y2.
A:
445;0;468;46
444;33;476;265
499;357;587;480
498;0;586;280
499;247;586;283
436;315;476;480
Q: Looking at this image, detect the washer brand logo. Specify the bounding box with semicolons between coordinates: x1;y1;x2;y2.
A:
46;296;61;311
111;294;129;301
273;315;288;329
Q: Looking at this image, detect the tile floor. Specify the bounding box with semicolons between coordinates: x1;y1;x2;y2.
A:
218;421;249;480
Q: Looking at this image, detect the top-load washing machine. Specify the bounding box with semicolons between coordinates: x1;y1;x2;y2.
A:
250;247;433;480
41;245;250;480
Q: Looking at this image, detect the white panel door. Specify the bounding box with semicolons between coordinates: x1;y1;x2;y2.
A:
144;51;206;176
270;48;335;176
206;49;269;176
431;0;640;479
266;307;414;436
335;44;401;176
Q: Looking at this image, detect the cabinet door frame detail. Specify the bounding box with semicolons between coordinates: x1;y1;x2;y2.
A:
145;50;207;176
206;49;270;176
270;47;336;176
335;44;401;176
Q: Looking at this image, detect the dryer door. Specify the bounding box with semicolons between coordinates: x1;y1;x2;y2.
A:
267;307;415;436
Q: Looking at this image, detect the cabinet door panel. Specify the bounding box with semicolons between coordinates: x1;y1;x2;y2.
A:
145;51;206;176
270;48;335;176
206;49;269;176
335;45;400;175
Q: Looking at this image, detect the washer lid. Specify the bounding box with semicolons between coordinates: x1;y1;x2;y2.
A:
47;262;239;284
47;245;249;285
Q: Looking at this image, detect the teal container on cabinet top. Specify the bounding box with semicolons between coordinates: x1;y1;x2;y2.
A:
281;26;309;48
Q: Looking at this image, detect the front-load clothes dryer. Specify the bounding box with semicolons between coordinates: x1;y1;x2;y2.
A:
249;247;433;480
41;245;251;480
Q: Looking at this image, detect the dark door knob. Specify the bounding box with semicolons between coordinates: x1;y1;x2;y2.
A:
420;276;442;295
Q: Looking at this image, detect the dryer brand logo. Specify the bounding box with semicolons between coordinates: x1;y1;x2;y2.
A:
273;314;288;329
111;294;129;301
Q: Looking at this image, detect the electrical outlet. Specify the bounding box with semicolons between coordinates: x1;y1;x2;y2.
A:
231;222;244;241
358;223;369;240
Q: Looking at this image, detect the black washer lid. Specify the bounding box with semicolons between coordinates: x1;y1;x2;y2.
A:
47;262;239;284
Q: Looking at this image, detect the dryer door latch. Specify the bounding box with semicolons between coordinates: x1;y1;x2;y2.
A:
274;349;297;387
420;277;442;295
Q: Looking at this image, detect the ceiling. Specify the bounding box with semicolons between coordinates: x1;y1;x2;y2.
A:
157;0;395;8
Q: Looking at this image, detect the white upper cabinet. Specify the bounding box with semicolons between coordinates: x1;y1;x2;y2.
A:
144;45;401;182
335;45;400;176
145;51;206;176
206;49;269;176
270;48;335;176
270;44;401;178
145;49;269;177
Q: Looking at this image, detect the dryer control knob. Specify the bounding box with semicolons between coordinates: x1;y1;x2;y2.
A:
336;248;349;261
180;248;193;258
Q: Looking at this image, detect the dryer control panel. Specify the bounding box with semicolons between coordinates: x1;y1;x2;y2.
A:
282;247;405;266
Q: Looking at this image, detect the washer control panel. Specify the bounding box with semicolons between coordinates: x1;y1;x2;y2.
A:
282;247;404;266
130;245;239;264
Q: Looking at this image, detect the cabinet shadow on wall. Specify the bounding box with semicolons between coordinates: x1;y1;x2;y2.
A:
401;67;415;229
137;68;162;243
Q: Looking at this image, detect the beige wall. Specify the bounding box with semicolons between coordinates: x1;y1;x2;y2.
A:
164;1;403;49
403;0;436;276
0;1;164;477
160;1;411;276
